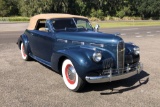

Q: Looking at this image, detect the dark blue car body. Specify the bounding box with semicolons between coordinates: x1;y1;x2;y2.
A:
17;14;142;91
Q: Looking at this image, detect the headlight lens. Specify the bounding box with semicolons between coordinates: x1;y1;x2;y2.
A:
133;47;140;55
93;52;102;62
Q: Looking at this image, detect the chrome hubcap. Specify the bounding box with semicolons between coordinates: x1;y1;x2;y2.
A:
67;66;76;81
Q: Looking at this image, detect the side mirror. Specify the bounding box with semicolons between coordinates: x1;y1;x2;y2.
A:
95;24;100;32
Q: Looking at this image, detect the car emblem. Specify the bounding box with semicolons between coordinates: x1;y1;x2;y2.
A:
119;48;125;52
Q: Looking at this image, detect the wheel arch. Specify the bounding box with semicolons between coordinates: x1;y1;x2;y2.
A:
19;34;30;56
58;56;68;75
17;36;22;50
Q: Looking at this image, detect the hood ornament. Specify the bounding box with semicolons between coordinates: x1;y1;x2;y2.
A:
115;33;121;36
119;48;125;52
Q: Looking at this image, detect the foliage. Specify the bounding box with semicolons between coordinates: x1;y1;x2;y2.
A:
138;0;160;19
18;0;54;17
90;9;104;20
0;0;19;16
0;17;29;22
0;0;10;16
0;0;159;19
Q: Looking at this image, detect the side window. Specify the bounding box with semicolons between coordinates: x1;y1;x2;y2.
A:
35;19;46;31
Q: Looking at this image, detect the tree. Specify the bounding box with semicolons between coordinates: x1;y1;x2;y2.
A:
138;0;160;19
0;0;10;16
18;0;54;17
0;0;159;19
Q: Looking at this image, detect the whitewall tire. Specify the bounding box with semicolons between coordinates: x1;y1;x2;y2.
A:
20;43;30;61
62;59;84;91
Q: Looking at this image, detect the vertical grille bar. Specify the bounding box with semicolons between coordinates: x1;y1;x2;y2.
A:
117;41;125;70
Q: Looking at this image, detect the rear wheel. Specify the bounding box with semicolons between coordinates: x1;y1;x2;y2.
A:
20;42;30;61
62;59;85;92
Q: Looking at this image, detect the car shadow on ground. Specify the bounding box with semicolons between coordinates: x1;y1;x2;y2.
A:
80;70;149;94
32;61;149;94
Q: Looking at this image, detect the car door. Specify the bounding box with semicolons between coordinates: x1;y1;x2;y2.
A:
28;20;55;62
32;31;54;62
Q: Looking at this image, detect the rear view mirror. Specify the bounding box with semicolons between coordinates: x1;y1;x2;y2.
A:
95;24;100;32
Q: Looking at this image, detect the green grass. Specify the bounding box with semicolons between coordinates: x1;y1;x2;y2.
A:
0;17;160;28
91;21;160;28
0;17;30;22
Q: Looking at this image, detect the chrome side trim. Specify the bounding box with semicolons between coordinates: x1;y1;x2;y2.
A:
57;39;68;43
85;62;143;83
72;41;84;45
90;43;104;48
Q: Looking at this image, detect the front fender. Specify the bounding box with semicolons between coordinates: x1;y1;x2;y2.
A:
51;46;113;79
125;43;140;64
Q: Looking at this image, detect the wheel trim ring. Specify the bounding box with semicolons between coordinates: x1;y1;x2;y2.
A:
21;44;27;57
65;64;76;84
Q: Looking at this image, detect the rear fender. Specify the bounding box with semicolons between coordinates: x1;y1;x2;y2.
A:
18;34;30;56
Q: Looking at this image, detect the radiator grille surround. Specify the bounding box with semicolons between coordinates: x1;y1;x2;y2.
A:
117;41;125;70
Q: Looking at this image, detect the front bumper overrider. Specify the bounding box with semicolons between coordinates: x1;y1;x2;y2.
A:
85;62;143;83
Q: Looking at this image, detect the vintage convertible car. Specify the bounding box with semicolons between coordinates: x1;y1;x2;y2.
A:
17;14;143;91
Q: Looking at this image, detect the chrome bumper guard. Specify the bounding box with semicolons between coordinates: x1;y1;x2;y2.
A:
85;62;143;83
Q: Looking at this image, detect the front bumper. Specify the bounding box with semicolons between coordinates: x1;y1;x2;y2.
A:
85;62;143;83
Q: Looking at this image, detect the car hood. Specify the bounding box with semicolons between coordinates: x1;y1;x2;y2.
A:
55;31;123;45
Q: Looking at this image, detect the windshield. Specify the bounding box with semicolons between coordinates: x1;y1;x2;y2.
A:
51;18;93;31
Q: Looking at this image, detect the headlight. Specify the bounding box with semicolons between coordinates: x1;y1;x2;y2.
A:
133;47;140;55
93;52;102;62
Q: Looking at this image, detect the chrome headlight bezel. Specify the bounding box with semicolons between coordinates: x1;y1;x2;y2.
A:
92;52;102;62
133;47;140;55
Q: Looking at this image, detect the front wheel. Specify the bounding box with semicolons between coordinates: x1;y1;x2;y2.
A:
62;59;85;92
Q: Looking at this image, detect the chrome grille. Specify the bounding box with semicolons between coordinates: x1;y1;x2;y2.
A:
103;58;113;69
117;41;125;69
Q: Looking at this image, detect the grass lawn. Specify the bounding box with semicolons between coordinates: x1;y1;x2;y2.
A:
0;17;160;28
91;21;160;28
0;17;29;22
